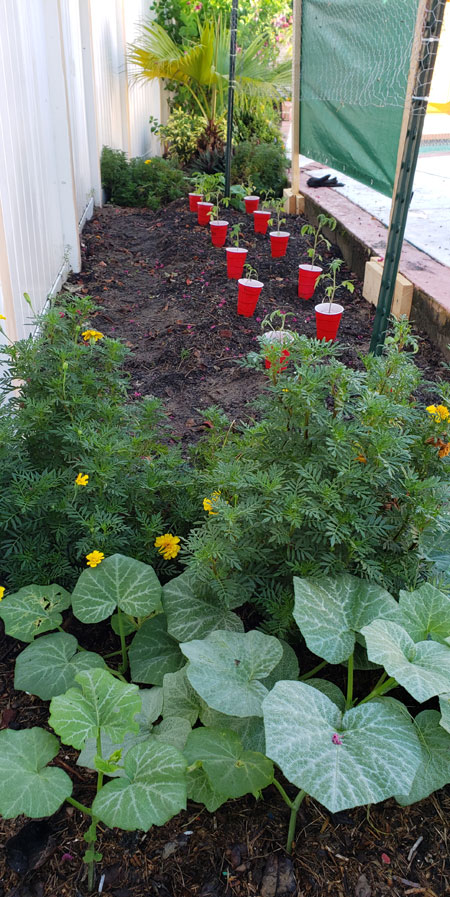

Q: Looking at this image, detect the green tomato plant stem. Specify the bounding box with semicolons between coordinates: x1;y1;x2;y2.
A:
300;659;328;681
116;606;129;675
346;652;354;709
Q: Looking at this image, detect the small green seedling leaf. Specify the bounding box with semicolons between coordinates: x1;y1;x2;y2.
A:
395;710;450;805
129;615;184;685
162;667;202;725
361;620;450;702
181;630;283;718
0;728;72;818
49;667;141;749
184;727;273;798
162;573;244;642
72;554;162;624
14;632;106;700
293;573;397;663
0;584;71;642
92;741;187;831
263;681;422;813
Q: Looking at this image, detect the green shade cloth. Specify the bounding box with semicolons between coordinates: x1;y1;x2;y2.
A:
299;0;421;197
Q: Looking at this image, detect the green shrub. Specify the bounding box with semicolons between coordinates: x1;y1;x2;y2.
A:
231;142;289;196
0;295;197;590
184;325;450;633
234;100;283;146
100;147;186;209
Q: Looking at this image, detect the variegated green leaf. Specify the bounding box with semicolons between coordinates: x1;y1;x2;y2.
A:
129;615;184;685
162;668;201;725
386;584;450;645
395;710;450;805
152;717;191;750
439;694;450;733
263;681;421;813
293;574;397;663
0;584;71;642
72;554;162;624
184;728;273;798
49;668;141;749
361;620;450;703
199;705;266;753
181;630;283;718
92;741;187;831
14;632;105;700
0;728;72;818
162;573;244;641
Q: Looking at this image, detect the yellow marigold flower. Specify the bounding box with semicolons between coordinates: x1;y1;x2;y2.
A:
75;472;89;486
154;533;181;560
0;586;5;600
0;314;6;321
82;329;104;342
436;405;449;421
203;491;222;515
426;405;437;415
439;443;450;458
86;550;105;568
145;159;152;165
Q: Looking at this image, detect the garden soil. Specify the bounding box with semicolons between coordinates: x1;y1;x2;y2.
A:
1;200;449;897
69;201;446;444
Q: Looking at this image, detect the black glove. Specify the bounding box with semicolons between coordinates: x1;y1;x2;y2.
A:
307;174;344;188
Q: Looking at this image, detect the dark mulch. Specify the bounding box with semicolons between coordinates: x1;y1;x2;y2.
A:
67;201;447;443
1;201;449;896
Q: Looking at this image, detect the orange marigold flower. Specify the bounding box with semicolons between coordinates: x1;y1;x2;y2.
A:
438;443;450;458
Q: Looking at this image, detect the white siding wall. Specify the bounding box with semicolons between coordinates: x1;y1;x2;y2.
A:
0;0;160;343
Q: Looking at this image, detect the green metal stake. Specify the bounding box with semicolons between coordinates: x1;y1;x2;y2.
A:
369;0;446;355
224;0;239;198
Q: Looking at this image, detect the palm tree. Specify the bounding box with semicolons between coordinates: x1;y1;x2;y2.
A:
127;18;291;127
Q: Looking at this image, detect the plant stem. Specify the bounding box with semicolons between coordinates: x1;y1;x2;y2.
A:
346;652;354;709
103;649;123;659
116;607;129;674
86;733;104;891
358;676;397;705
300;659;328;681
272;776;293;808
66;796;92;816
286;789;306;854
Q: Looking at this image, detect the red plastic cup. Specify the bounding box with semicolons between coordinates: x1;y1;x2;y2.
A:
226;247;248;279
244;196;259;213
189;192;203;211
210;220;229;247
298;264;322;299
197;202;213;225
315;303;344;341
260;331;294;369
253;210;272;235
270;231;290;258
237;279;263;317
265;348;290;370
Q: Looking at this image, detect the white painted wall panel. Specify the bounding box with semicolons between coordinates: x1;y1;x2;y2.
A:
0;0;162;343
0;0;66;338
124;0;161;157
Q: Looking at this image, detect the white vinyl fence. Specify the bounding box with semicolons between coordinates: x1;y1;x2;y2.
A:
0;0;161;342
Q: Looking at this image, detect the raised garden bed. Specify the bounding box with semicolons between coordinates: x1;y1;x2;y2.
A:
1;199;449;897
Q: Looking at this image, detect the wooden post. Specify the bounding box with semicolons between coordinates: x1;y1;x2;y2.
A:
290;0;302;195
389;0;428;228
